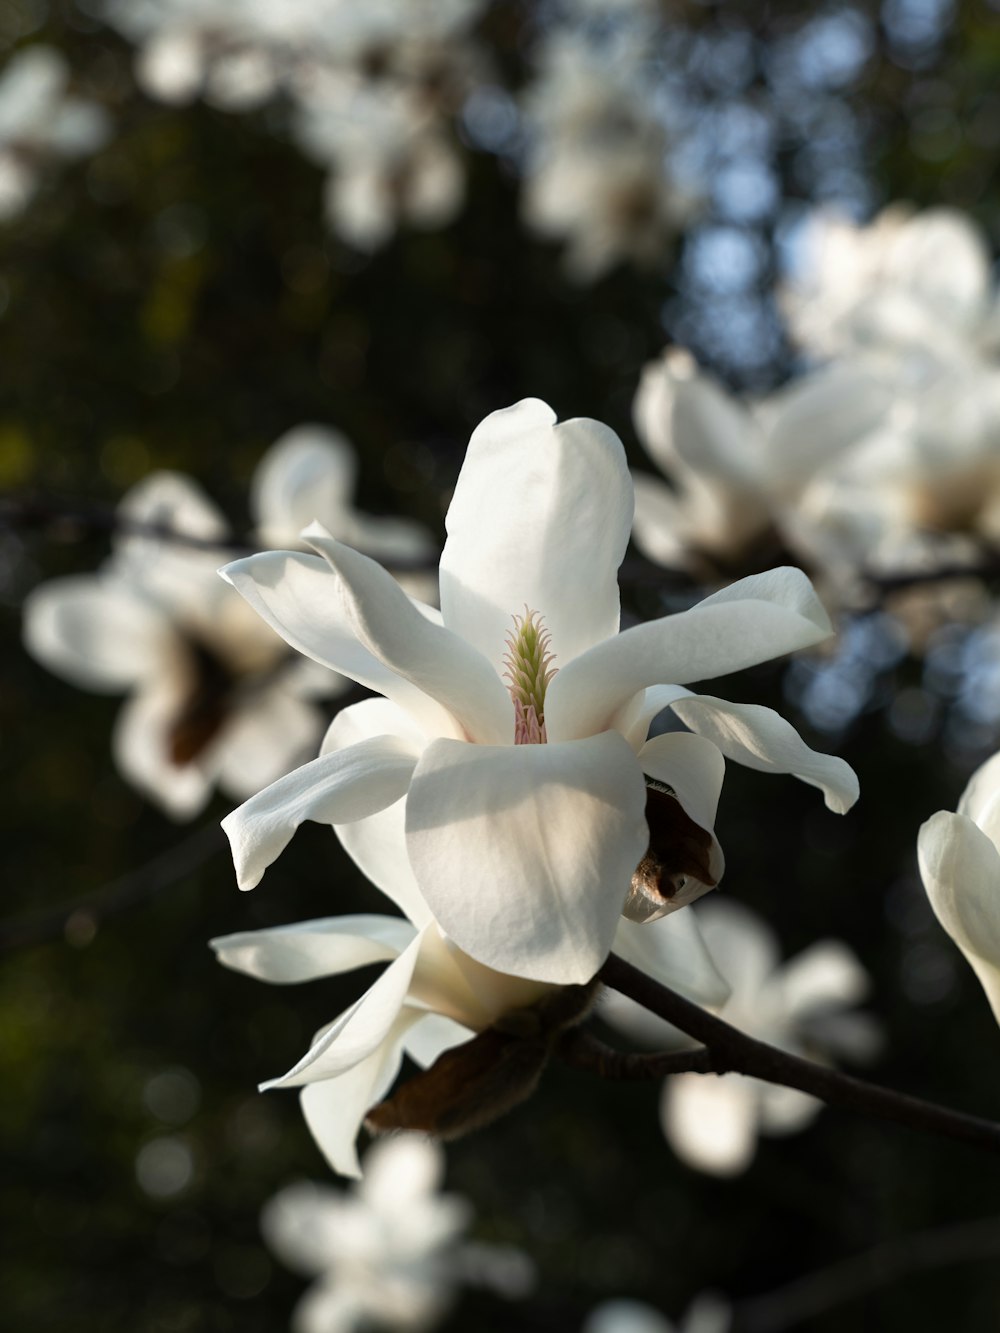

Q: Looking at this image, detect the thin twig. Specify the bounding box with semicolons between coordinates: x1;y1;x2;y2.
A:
0;821;227;953
0;493;440;574
0;494;258;555
599;952;1000;1156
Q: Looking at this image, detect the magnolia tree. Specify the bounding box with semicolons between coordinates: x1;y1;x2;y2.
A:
5;3;1000;1332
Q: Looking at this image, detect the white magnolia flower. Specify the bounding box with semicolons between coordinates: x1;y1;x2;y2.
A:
601;899;879;1176
221;398;857;987
782;205;998;362
520;28;695;279
918;750;1000;1025
631;346;890;579
263;1136;489;1333
582;1294;730;1333
0;46;110;219
213;789;729;1175
23;427;431;817
778;206;1000;584
293;77;464;251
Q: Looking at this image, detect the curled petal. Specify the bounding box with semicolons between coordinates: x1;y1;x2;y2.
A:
264;933;426;1090
439;399;632;672
210;914;417;984
222;734;419;891
300;1008;424;1178
669;695;859;814
406;732;648;984
547;568;832;742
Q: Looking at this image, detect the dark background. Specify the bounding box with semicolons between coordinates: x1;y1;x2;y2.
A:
3;2;1000;1329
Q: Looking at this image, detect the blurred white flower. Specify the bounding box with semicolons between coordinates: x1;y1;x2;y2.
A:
630;346;890;580
263;1136;488;1333
778;205;1000;586
918;749;1000;1025
520;28;695;279
783;205;996;362
0;46;110;219
221;398;857;988
109;0;485;242
601;898;880;1176
213;786;729;1176
23;427;431;817
582;1293;730;1333
293;77;465;251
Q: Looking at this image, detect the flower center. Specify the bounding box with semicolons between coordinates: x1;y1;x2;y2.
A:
503;609;557;744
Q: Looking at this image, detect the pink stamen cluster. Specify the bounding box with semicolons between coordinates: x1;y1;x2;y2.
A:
503;608;557;745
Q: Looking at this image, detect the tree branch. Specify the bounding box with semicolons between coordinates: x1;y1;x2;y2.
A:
598;952;1000;1156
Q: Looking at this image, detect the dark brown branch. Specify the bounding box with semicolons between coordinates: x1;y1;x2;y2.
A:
599;952;1000;1156
0;822;227;953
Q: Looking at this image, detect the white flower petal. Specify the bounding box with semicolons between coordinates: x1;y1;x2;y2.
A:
222;735;419;891
757;1080;821;1136
402;1013;476;1069
251;425;357;547
300;1008;423;1178
305;525;511;744
630;472;690;568
210;915;417;984
406;732;648;984
638;731;725;831
582;1298;675;1333
217;690;326;800
438;399;632;672
321;696;428;755
360;1134;445;1209
696;899;780;1007
547;568;832;742
113;685;215;819
335;798;434;928
260;1182;343;1277
111;472;230;594
774;941;870;1019
23;576;173;692
918;810;1000;1024
265;933;425;1089
612;911;730;1010
221;548;450;735
957;750;1000;849
668;695;859;813
762;362;894;491
660;1073;760;1176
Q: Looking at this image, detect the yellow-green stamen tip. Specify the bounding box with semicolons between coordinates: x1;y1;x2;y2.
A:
503;609;557;744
